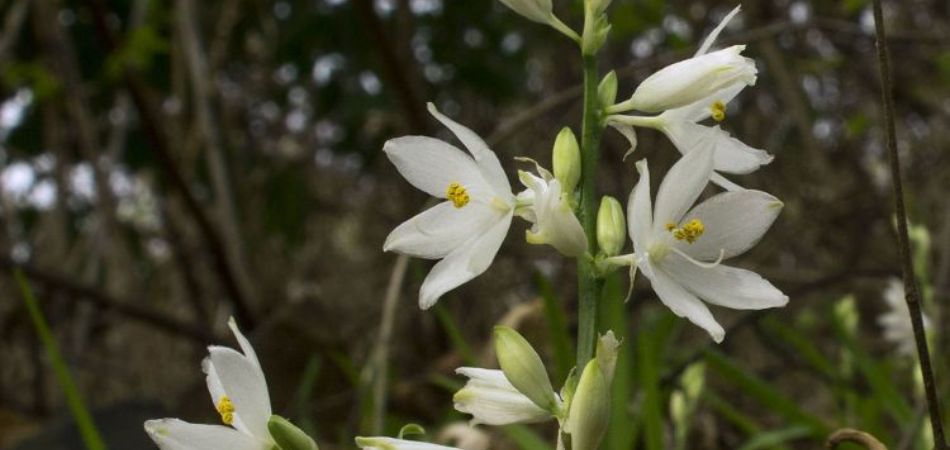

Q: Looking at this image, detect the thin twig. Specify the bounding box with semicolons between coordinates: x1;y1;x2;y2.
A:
871;1;947;447
826;428;888;450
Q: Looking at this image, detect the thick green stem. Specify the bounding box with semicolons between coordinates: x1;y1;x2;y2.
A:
576;54;605;369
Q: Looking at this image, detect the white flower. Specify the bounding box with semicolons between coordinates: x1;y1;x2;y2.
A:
516;166;588;257
145;318;275;450
607;6;771;190
878;277;932;357
357;437;462;450
623;147;788;342
453;368;553;426
383;103;515;309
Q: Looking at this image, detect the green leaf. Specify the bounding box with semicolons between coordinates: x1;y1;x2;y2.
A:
16;270;107;450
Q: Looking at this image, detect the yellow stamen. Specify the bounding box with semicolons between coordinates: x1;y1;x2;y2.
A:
446;182;470;208
216;396;236;425
710;100;726;122
668;219;705;244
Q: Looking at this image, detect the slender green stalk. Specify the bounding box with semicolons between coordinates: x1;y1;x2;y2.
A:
576;54;605;368
870;1;947;448
15;270;107;450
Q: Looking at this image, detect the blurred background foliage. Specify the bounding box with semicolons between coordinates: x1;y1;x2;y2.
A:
0;0;948;448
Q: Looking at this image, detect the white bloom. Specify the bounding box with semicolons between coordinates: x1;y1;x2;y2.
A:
453;368;553;426
383;103;515;309
624;147;788;342
145;318;275;450
878;277;932;357
357;437;462;450
516;167;588;257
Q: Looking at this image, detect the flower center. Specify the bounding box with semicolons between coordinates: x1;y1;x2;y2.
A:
710;101;726;122
666;219;705;243
216;396;236;425
446;182;470;208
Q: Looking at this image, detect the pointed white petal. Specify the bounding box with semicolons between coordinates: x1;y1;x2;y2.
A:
663;122;773;175
384;201;497;259
357;437;462;450
202;358;252;435
384;136;493;199
695;5;742;56
227;318;261;372
453;367;552;425
659;82;747;124
627;160;654;256
427;103;512;196
674;190;783;261
662;255;788;310
522;177;587;257
607;122;638;160
629;46;757;113
144;419;271;450
652;146;713;234
206;347;271;439
648;268;725;343
418;211;513;309
709;173;745;191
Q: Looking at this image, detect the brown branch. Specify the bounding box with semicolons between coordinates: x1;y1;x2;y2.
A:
1;257;215;343
826;428;888;450
871;0;947;447
82;0;255;327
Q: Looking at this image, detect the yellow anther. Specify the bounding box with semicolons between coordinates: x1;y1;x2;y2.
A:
710;100;726;122
216;396;236;425
668;219;705;244
446;182;470;208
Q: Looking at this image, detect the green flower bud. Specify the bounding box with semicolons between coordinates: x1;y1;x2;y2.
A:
586;0;612;16
680;361;706;403
598;71;618;109
268;415;319;450
565;360;609;450
833;294;858;337
597;196;626;257
581;14;611;56
493;326;558;412
595;330;620;385
552;127;581;195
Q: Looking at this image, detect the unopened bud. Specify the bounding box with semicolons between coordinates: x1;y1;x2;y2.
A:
597;196;626;257
586;0;612;16
552;127;581;194
595;331;620;385
565;360;609;450
493;326;558;412
269;415;319;450
598;71;618;109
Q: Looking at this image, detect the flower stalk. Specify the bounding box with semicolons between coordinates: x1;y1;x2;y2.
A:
576;53;606;368
871;0;947;447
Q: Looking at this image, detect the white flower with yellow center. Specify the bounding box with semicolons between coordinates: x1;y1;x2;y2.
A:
384;103;515;309
878;277;932;357
453;367;553;426
145;318;275;450
607;6;772;190
612;147;788;342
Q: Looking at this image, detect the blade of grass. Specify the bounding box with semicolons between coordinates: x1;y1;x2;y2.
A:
535;272;574;383
434;303;476;366
736;426;812;450
705;349;831;437
291;354;322;436
15;270;107;450
599;273;635;450
637;308;665;450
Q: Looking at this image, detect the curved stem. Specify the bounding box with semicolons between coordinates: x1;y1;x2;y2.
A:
871;0;947;447
576;54;605;369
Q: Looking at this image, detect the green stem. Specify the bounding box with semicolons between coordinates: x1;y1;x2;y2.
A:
576;54;605;369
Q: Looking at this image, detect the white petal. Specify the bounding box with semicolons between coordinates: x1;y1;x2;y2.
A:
419;211;513;309
228;318;261;372
206;347;271;439
648;267;725;343
661;255;788;310
144;419;271;450
607;122;638;160
630;46;757;113
652;146;713;234
384;136;493;200
695;5;742;56
357;437;462;450
659;82;747;124
627;159;653;255
201;359;252;435
663;122;773;175
523;177;587;257
427;103;512;196
674;190;783;261
710;173;745;192
384;201;497;259
453;368;551;425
